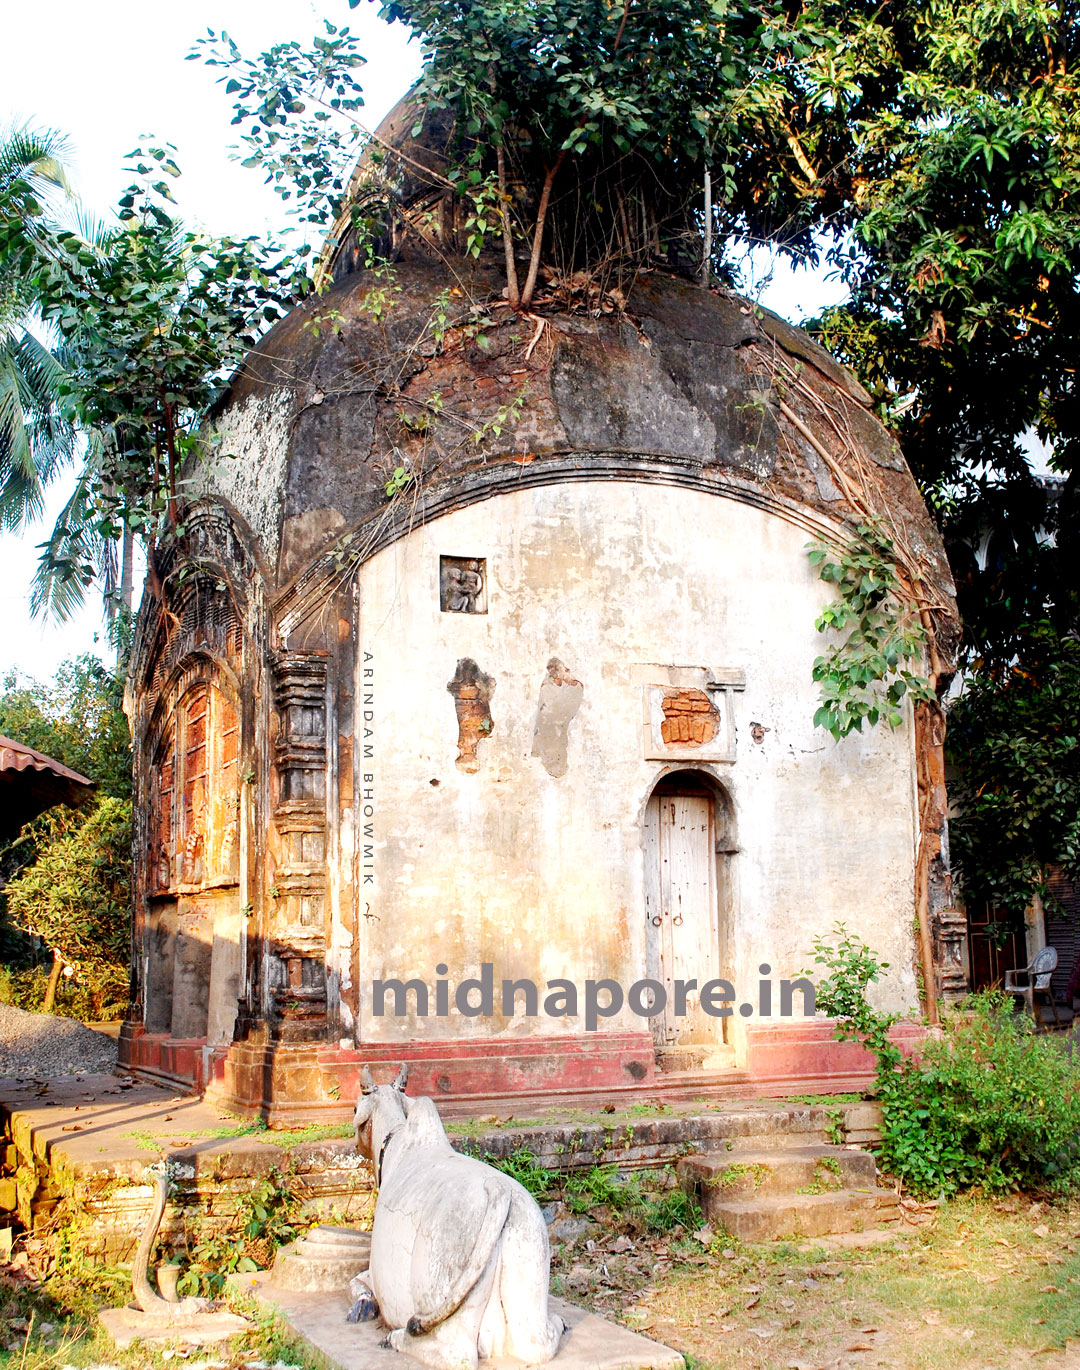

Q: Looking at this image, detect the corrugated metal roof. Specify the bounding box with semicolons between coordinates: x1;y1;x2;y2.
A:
0;735;93;787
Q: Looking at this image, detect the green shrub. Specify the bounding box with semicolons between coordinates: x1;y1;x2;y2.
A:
809;925;1080;1197
4;797;131;1019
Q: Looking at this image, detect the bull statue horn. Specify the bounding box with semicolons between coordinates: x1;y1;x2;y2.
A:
360;1064;376;1094
392;1062;409;1092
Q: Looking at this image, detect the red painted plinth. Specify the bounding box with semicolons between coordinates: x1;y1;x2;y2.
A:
744;1019;927;1085
214;1029;658;1125
320;1030;657;1101
118;1023;229;1093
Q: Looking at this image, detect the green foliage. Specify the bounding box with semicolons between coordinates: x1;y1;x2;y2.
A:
5;798;131;1005
807;921;894;1030
0;654;131;799
0;655;132;1013
808;523;934;740
489;1151;699;1232
0;124;77;534
809;927;1080;1197
797;0;1080;667
180;1170;304;1297
491;1147;553;1198
947;624;1080;921
566;1165;701;1233
193;22;368;229
21;150;308;618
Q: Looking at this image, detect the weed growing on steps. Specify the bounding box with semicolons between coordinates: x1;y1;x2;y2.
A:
178;1169;304;1297
706;1161;770;1192
484;1148;701;1234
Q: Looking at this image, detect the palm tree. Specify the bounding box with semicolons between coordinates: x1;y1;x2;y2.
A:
0;125;78;534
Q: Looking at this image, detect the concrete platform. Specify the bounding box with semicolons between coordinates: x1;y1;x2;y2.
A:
245;1274;684;1370
99;1302;251;1348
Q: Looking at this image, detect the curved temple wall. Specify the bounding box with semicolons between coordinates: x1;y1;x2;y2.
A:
354;480;919;1055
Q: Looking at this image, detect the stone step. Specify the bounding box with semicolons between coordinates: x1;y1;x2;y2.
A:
679;1145;877;1200
701;1187;901;1242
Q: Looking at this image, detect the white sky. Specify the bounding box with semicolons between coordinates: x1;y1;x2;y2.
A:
0;0;846;686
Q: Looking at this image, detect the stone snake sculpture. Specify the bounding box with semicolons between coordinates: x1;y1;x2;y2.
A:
129;1166;211;1323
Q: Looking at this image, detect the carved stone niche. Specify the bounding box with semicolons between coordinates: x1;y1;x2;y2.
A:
934;901;971;1001
269;940;328;1043
440;556;487;614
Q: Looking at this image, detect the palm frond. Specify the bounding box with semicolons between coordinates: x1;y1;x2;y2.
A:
0;329;77;528
29;469;103;622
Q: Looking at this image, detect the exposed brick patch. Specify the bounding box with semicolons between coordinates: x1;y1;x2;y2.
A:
660;689;719;747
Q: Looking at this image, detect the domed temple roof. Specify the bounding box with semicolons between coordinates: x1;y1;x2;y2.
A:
203;250;958;668
186;89;960;669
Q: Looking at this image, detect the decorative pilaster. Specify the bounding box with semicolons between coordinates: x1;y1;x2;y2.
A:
270;652;330;1040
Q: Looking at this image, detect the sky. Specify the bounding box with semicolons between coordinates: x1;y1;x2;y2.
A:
0;0;848;687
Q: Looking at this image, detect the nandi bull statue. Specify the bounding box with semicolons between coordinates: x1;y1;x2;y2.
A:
352;1063;566;1370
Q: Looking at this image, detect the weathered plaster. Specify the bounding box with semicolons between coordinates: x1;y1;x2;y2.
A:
194;386;294;570
354;481;919;1058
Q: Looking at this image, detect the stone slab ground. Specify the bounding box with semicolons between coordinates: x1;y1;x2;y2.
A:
245;1276;684;1370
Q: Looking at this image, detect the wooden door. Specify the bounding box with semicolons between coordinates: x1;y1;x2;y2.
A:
644;791;719;1045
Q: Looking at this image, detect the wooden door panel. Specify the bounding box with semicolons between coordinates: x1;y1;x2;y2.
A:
653;793;717;1044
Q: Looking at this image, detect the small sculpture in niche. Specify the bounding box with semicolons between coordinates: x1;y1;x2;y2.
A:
447;658;495;773
531;658;584;779
351;1065;565;1370
440;556;487;614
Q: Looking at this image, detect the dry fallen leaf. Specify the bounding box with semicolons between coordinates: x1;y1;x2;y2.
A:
1033;1224;1051;1238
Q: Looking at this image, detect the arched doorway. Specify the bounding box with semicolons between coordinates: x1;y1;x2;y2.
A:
643;770;734;1048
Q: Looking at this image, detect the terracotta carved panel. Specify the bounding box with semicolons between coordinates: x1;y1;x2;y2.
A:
440;556;487;614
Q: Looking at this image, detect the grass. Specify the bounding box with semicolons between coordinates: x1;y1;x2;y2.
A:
598;1194;1080;1370
123;1120;352;1152
0;1254;323;1369
784;1092;865;1106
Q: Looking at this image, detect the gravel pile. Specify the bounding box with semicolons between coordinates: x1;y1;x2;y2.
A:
0;1002;119;1077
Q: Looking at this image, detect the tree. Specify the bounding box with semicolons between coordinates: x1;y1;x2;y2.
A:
0;655;132;1016
0;124;77;534
20;146;308;620
0;653;132;800
5;799;131;1017
947;624;1080;923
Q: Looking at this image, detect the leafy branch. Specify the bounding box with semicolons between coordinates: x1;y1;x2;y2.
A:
808;521;935;741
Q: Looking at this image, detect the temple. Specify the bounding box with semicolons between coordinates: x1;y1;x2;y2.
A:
119;96;962;1123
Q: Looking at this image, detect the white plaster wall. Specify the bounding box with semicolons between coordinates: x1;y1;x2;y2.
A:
353;481;919;1050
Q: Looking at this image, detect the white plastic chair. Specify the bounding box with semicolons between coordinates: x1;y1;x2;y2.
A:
1004;946;1061;1026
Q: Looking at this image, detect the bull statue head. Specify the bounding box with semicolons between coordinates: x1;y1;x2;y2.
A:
354;1063;411;1163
